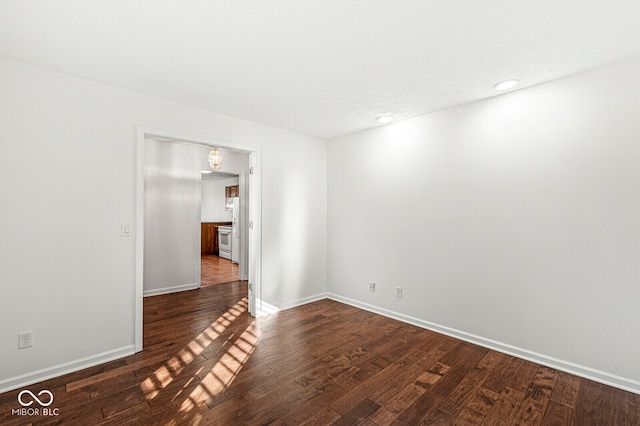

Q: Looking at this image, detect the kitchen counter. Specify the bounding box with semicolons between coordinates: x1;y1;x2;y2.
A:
201;222;232;255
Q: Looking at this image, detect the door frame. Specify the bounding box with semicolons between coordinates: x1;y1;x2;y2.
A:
134;126;262;352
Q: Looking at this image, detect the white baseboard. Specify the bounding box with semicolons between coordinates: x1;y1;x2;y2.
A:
257;299;280;316
327;293;640;396
143;282;199;297
5;294;637;396
257;293;328;317
277;293;328;312
0;345;135;394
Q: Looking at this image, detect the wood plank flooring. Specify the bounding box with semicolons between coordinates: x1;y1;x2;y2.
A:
1;282;638;425
200;255;239;287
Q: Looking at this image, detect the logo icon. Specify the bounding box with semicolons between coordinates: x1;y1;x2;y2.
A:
17;390;54;407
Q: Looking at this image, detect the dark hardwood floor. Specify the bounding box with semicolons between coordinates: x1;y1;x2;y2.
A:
201;255;239;287
1;282;638;425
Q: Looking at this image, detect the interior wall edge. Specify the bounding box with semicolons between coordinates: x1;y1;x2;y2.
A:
0;345;135;394
257;292;328;316
327;292;640;396
143;283;200;298
257;300;280;316
266;293;330;315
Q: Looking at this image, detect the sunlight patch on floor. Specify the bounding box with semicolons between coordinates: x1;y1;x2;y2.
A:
179;320;261;412
141;297;248;400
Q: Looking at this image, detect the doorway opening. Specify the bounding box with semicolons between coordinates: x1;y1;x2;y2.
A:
200;170;246;286
135;127;262;352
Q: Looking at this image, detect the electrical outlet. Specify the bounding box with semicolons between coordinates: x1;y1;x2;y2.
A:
18;331;32;349
396;287;403;299
369;282;376;292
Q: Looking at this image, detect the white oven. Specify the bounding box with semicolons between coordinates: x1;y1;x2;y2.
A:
218;226;232;260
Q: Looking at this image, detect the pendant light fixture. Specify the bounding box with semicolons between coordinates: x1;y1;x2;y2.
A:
208;147;223;170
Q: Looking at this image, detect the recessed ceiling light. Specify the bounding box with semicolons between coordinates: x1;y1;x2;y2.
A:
377;115;395;124
494;79;520;91
201;170;213;174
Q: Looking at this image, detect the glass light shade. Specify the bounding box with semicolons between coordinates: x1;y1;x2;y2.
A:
208;148;223;170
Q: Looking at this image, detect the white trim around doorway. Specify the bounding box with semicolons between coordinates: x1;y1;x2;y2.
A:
135;126;263;352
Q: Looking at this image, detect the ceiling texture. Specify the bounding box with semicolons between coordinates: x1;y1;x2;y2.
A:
2;1;640;139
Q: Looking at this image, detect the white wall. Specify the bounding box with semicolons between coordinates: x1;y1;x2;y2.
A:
144;139;201;296
201;176;239;223
0;58;327;391
328;58;640;392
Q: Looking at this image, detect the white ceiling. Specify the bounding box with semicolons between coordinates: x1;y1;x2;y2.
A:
2;1;640;139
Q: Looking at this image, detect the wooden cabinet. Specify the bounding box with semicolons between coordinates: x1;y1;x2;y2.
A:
201;222;232;255
225;185;239;210
201;223;216;255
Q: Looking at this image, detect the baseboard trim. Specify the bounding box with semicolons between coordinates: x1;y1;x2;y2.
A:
327;293;640;395
0;345;135;394
258;293;328;317
258;299;279;316
277;293;328;312
7;295;636;395
143;282;199;297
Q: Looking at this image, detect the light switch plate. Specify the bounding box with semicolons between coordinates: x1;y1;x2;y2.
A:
121;223;132;237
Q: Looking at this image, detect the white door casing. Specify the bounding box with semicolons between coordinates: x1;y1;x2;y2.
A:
247;153;260;316
135;126;262;352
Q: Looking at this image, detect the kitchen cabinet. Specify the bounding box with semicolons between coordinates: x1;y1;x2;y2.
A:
225;185;239;210
201;222;232;255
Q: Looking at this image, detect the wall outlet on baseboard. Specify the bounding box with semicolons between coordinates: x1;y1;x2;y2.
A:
369;282;376;292
396;287;403;299
18;331;32;349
